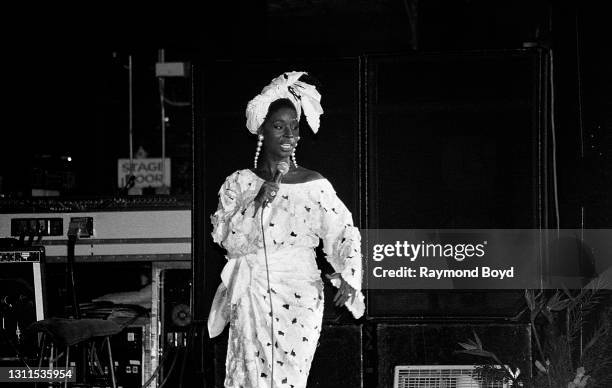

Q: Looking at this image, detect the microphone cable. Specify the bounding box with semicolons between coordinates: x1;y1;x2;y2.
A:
256;161;288;388
260;204;275;388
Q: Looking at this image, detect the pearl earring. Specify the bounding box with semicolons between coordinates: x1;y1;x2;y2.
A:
254;134;263;168
291;137;300;168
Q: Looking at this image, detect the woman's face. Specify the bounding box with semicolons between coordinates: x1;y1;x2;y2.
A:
260;106;299;159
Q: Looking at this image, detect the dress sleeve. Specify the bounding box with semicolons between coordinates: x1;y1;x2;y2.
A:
210;171;243;247
315;180;365;319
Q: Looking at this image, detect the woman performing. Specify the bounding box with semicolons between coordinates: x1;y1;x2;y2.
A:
208;71;365;388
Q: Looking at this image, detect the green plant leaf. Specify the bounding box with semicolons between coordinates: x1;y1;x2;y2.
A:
525;289;536;310
534;359;547;373
458;341;478;351
541;307;553;323
546;291;570;311
473;330;483;349
456;349;498;360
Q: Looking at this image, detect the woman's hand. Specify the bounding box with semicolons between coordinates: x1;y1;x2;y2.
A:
252;181;280;216
325;273;356;306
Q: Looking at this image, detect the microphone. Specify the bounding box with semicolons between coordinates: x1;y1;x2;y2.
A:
262;162;290;209
253;162;290;217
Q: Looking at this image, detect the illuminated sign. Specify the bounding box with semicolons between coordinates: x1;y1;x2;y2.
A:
118;158;171;188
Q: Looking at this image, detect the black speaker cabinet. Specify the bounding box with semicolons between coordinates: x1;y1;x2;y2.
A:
0;245;46;363
376;323;531;388
308;324;363;387
108;324;147;388
212;324;362;388
155;267;192;387
365;49;548;319
160;268;192;347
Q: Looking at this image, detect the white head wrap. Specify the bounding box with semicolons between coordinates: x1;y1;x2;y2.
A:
245;71;323;134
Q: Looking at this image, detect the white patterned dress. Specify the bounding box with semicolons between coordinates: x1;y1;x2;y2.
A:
208;169;364;388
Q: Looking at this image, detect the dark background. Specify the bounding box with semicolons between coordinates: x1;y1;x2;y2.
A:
2;2;611;387
1;1;610;218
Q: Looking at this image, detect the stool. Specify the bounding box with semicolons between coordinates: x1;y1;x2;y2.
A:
29;318;122;388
